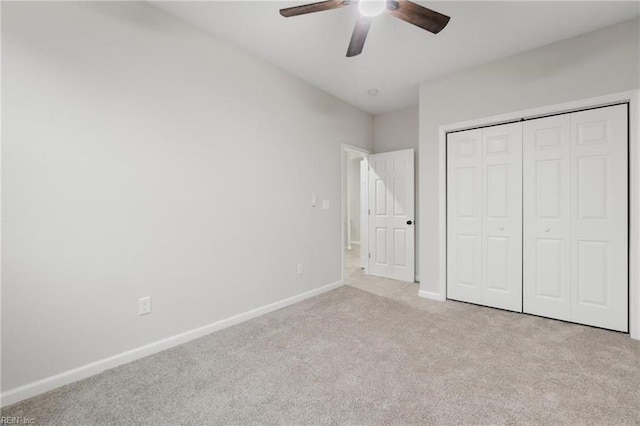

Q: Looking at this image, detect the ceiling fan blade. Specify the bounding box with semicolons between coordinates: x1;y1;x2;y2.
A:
387;0;450;34
346;14;372;57
280;0;350;17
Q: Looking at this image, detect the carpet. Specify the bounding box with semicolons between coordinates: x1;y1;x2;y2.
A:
2;284;640;424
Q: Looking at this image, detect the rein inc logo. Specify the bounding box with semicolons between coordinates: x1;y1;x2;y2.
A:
1;418;35;424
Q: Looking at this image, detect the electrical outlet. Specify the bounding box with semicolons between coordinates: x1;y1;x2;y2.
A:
297;264;304;275
322;200;330;210
138;296;151;315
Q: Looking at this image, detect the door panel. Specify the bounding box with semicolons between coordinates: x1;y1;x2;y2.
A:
481;123;523;312
523;115;571;321
375;178;387;215
486;164;508;217
394;229;407;266
368;149;415;282
571;105;628;332
576;155;608;219
486;236;508;291
447;129;482;304
535;238;563;299
576;240;608;305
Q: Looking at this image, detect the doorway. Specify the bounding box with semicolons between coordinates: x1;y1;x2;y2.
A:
341;144;417;285
342;145;368;283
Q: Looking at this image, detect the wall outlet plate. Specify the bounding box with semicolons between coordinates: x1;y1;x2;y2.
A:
297;264;303;275
322;200;330;210
138;296;151;315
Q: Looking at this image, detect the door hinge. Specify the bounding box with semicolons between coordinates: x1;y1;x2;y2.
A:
368;253;371;258
368;209;371;215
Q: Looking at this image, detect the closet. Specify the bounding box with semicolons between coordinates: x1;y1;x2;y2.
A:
446;104;628;332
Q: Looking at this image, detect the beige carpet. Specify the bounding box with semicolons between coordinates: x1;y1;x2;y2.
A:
3;250;640;424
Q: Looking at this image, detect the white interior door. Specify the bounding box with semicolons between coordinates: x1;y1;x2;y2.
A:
523;115;572;321
570;104;628;332
368;149;415;282
447;129;483;304
481;123;523;312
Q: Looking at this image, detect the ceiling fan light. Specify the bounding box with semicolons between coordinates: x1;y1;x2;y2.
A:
358;0;386;17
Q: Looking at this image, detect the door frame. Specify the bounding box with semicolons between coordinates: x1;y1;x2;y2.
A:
428;90;640;340
341;144;371;283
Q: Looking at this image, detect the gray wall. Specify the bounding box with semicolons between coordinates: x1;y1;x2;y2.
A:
2;2;373;393
419;18;640;295
373;107;420;278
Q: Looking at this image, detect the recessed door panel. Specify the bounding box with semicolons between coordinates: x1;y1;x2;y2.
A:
374;178;387;216
577;155;608;220
535;238;564;300
455;235;477;288
456;167;476;217
486;135;509;155
576;240;608;306
523;115;571;321
535;127;562;150
536;160;562;218
457;140;475;157
393;228;407;267
577;120;609;145
486;236;508;292
393;177;406;216
486;165;508;218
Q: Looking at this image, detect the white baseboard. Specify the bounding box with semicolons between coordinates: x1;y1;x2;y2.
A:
419;290;445;301
1;280;344;408
350;241;360;245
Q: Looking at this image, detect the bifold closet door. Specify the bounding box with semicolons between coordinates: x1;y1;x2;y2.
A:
570;105;628;332
524;104;628;332
447;129;482;304
523;115;572;321
447;123;523;312
481;123;523;312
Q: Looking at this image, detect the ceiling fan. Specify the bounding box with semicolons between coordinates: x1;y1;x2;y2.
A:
279;0;450;57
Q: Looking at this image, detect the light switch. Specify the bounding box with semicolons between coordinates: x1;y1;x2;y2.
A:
322;200;330;210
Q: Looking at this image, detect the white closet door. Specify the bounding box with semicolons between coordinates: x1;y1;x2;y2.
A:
481;123;523;312
523;115;571;321
447;129;482;304
570;105;628;332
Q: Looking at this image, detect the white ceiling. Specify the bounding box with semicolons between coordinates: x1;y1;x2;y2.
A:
152;1;639;114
